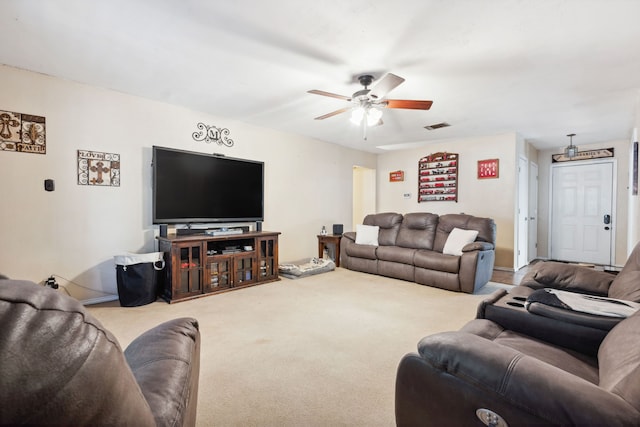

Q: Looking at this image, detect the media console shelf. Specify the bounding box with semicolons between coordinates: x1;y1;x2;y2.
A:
158;231;280;303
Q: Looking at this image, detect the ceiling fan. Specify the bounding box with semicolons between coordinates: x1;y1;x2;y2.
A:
308;73;433;139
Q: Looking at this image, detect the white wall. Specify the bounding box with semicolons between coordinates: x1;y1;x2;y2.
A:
0;65;376;302
376;133;518;269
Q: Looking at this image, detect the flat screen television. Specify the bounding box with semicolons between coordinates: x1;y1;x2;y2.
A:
152;146;264;224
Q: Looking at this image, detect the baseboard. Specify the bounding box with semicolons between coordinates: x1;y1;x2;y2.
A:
493;266;515;273
82;295;119;306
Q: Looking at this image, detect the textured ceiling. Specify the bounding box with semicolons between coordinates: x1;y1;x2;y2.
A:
1;0;639;153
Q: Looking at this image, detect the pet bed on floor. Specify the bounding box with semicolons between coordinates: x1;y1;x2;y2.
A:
279;257;336;279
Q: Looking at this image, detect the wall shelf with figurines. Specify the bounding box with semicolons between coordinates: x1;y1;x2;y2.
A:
418;152;458;203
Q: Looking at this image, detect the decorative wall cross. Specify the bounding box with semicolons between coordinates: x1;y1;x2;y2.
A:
77;150;121;187
192;123;234;147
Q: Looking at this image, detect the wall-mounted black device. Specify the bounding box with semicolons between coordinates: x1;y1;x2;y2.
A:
44;179;55;192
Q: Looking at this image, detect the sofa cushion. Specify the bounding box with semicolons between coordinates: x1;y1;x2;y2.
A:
395;212;439;250
598;311;640;411
363;212;403;246
433;214;496;253
345;241;378;260
443;228;479;256
525;261;613;296
377;246;416;264
609;271;640;302
609;243;640;301
458;319;599;383
355;224;379;246
414;250;460;274
0;280;156;426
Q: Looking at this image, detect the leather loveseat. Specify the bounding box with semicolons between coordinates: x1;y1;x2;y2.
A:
340;212;496;293
395;309;640;426
0;279;200;427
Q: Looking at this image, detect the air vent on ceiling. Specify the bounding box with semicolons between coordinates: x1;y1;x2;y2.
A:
424;122;450;130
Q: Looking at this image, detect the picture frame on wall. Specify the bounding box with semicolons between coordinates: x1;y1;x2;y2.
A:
477;158;499;179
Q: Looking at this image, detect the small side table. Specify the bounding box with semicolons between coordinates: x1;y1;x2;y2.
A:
317;234;342;267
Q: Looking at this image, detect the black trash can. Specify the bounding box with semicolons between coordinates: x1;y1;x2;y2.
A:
114;252;165;307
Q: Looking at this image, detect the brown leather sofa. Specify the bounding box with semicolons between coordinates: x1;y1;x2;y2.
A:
0;279;200;427
340;212;496;293
395;309;640;426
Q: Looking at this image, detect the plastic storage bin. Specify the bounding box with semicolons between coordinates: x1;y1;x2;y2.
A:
114;252;165;307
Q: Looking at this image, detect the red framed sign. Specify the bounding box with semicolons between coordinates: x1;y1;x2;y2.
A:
477;159;499;179
389;170;404;182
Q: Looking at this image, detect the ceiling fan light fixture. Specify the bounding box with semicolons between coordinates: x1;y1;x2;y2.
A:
565;133;578;158
366;107;382;126
350;107;365;125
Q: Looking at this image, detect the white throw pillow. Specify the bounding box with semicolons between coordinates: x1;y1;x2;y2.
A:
443;227;479;256
355;224;380;246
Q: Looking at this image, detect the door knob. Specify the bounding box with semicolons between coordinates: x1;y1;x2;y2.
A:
604;214;611;225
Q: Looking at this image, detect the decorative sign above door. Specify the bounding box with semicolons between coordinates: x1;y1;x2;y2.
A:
552;147;614;163
0;110;46;154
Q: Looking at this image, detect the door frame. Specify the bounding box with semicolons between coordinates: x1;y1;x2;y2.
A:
528;161;539;262
516;155;529;270
548;158;617;266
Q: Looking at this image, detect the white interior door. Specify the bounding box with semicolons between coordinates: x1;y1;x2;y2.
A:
550;161;614;265
528;162;538;261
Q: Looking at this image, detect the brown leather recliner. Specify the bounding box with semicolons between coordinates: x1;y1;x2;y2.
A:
478;242;640;355
0;279;200;427
395;309;640;426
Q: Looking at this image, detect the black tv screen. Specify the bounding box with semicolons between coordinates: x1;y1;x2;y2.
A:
153;146;264;224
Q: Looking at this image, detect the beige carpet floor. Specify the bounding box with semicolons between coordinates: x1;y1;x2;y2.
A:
88;268;510;427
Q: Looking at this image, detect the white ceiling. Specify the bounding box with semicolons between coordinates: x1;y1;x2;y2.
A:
1;0;639;153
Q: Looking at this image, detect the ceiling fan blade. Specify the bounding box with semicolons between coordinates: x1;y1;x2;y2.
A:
369;73;405;99
314;107;352;120
384;99;433;110
307;90;352;101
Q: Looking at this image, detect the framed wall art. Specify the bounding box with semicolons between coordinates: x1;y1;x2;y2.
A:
418;152;458;202
0;110;46;154
477;158;499;179
77;150;121;187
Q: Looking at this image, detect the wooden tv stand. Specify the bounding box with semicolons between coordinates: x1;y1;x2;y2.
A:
157;231;280;303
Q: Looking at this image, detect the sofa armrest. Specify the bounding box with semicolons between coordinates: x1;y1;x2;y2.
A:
396;332;637;426
520;261;615;295
476;289;508;319
342;231;356;242
125;318;201;427
462;241;494;252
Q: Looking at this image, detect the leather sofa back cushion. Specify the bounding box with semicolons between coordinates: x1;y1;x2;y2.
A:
608;271;640;302
433;214;496;253
598;310;640;411
0;280;156;426
609;243;640;302
531;262;613;296
363;212;403;246
396;213;439;250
